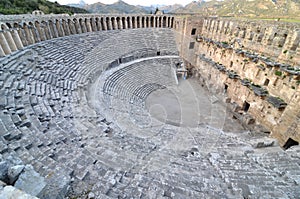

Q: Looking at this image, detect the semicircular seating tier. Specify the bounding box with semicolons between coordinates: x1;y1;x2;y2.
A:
0;25;300;199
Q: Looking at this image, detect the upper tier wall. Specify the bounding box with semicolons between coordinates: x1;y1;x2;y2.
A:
174;16;300;145
0;14;175;57
200;18;300;65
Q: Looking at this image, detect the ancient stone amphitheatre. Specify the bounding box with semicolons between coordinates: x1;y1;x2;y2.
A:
0;13;300;199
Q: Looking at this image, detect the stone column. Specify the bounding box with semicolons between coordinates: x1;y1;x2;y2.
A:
91;18;97;31
43;22;52;40
113;18;118;30
146;17;150;28
49;21;58;38
107;18;112;30
123;18;127;29
0;44;5;57
3;30;17;51
132;17;136;29
138;17;142;28
36;24;46;41
11;29;23;49
119;19;123;29
86;19;92;32
0;31;12;55
57;20;65;37
62;20;70;36
31;26;41;43
102;18;107;30
17;28;28;46
81;20;87;33
68;21;76;35
74;20;82;34
129;18;132;29
141;17;144;28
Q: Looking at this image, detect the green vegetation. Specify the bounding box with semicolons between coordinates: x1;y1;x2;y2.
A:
275;70;282;76
0;0;88;15
283;50;288;54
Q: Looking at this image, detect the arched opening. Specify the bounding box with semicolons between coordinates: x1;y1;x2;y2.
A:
106;17;111;30
48;20;57;38
162;16;167;28
141;17;145;28
224;84;228;93
101;18;106;30
111;17;116;30
5;23;12;29
243;101;250;112
79;18;86;33
191;28;196;35
283;138;299;150
35;21;45;41
73;18;81;34
137;16;140;28
158;17;162;27
170;17;174;28
56;19;64;36
90;18;96;32
122;17;126;29
85;18;91;32
132;17;136;29
29;21;40;42
264;79;270;86
150;16;154;27
116;17;121;29
95;18;100;31
62;19;70;36
68;19;76;35
126;17;131;28
146;17;149;28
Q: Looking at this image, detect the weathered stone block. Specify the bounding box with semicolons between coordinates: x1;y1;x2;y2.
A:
0;185;39;199
14;165;46;196
8;165;24;185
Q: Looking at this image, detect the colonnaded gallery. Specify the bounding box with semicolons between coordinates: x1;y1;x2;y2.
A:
0;12;299;198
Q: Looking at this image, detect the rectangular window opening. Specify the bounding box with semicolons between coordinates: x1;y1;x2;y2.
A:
191;28;196;35
243;101;250;112
189;42;195;49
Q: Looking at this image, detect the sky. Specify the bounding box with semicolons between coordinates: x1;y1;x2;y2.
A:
49;0;193;6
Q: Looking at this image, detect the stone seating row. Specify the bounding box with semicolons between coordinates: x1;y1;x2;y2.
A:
103;58;179;107
0;28;180;197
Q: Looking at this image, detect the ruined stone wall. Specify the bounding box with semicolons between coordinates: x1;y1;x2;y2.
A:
175;16;300;146
0;14;175;57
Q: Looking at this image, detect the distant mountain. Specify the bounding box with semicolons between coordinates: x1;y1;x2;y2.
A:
68;0;86;8
158;4;184;13
141;4;184;14
83;0;147;14
174;0;300;17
